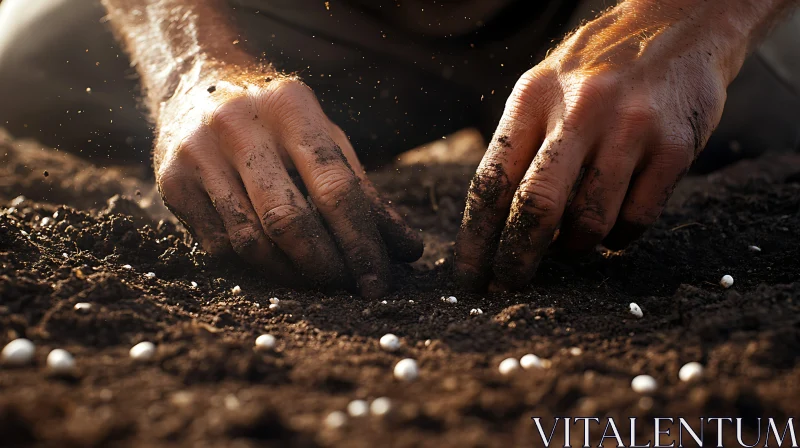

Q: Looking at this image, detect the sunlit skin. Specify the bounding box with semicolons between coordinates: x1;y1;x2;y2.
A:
102;0;797;296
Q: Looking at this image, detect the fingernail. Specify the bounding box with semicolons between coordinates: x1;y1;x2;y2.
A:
359;274;387;299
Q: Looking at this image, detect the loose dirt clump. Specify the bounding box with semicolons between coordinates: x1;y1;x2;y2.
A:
1;130;799;446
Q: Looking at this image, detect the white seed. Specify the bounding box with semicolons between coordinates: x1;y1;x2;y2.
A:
379;334;401;352
498;357;521;375
678;362;704;382
129;341;156;361
520;354;544;370
370;397;392;416
145;272;156;279
122;264;132;270
232;285;242;295
380;300;388;305
46;349;75;374
719;275;734;288
629;303;644;318
1;338;35;366
73;302;92;313
408;300;414;303
268;303;279;311
269;297;280;305
748;245;761;252
324;411;347;429
255;334;276;350
440;295;458;304
40;217;52;226
393;358;419;382
190;281;198;288
346;399;369;417
569;347;583;356
631;375;658;394
470;308;484;316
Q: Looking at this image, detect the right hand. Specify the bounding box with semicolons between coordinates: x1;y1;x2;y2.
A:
154;63;423;298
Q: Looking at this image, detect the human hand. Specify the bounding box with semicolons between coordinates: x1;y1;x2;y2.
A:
154;63;422;298
454;0;746;291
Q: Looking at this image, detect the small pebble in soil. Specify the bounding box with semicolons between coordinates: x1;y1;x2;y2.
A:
719;275;734;289
498;357;521;375
442;296;457;304
232;285;242;295
346;400;369;417
268;303;279;311
520;354;544;370
748;245;761;252
1;338;35;366
379;334;401;352
122;264;132;270
269;297;280;305
470;308;483;316
324;411;347;429
145;272;156;279
73;302;92;313
631;375;658;394
129;341;156;361
370;397;392;416
46;349;75;374
255;334;276;350
629;303;644;318
678;362;704;382
393;358;419;382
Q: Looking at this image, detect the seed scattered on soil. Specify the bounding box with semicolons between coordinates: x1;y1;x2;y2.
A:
46;349;75;374
231;285;242;295
442;296;457;304
324;411;347;429
469;308;483;316
122;264;132;270
498;357;521;375
678;362;704;382
393;358;419;382
629;303;644;318
379;334;401;352
145;272;156;279
569;347;583;356
268;303;279;311
129;341;156;361
520;354;543;370
73;302;92;313
631;375;658;394
255;334;276;350
269;297;280;305
749;245;761;252
1;338;35;366
720;275;734;288
346;400;369;417
370;397;392;416
190;281;198;288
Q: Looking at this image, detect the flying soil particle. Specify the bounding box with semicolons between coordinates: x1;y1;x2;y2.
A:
43;171;49;177
207;85;217;94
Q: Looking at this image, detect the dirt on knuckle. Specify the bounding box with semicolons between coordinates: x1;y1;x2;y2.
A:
573;211;609;236
228;225;264;255
515;181;563;218
260;203;307;236
313;168;360;210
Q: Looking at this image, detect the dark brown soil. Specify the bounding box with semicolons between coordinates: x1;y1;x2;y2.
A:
1;129;799;447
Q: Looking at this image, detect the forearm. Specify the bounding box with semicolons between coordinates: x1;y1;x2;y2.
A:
101;0;255;114
623;0;798;81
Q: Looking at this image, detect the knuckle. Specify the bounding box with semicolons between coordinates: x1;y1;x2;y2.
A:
228;225;266;256
563;76;614;121
515;179;564;220
208;96;251;134
312;167;361;210
465;162;512;211
571;211;610;236
260;203;308;237
506;69;552;118
618;100;658;128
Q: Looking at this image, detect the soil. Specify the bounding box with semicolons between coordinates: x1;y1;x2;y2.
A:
1;128;799;447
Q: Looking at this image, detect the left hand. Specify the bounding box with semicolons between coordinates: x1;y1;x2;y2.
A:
454;0;742;291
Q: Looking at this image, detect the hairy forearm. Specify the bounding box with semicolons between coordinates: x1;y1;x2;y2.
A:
623;0;798;80
101;0;255;114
